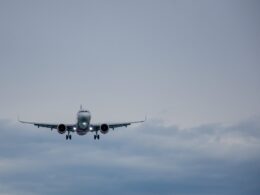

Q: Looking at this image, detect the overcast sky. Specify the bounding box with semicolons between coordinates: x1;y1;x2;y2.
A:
0;0;259;127
0;0;259;194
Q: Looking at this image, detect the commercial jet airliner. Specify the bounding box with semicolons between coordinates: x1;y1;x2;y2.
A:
19;106;145;140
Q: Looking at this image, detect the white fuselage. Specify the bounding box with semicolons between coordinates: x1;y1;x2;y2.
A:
77;110;91;130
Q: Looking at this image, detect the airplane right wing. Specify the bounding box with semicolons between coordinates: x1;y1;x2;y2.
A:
18;119;76;131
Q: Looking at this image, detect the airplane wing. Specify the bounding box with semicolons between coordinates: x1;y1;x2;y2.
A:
91;118;146;131
18;119;76;131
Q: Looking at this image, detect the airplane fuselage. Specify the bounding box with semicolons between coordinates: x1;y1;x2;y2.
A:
77;110;91;134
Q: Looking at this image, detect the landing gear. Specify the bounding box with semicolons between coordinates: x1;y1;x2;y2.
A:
66;134;72;140
94;134;100;140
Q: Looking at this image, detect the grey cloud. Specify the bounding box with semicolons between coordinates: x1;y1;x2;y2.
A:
0;118;260;195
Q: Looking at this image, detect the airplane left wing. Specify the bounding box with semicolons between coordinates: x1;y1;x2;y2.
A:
91;118;146;131
108;120;145;129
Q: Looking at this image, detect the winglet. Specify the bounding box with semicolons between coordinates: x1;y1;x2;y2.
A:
17;115;21;122
17;115;27;124
17;115;24;123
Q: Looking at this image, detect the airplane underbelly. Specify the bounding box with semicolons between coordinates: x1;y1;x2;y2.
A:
76;129;88;135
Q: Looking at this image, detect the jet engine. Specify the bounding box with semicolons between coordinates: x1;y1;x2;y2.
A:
57;124;66;134
100;124;109;134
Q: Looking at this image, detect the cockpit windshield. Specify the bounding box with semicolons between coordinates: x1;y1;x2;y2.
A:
79;110;89;113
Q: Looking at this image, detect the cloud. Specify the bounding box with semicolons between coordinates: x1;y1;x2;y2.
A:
0;118;259;195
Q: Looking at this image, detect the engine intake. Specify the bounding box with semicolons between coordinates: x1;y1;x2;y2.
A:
57;124;66;134
100;124;109;134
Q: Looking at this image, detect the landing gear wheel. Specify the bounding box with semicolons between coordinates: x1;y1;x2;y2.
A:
66;135;68;140
69;135;72;140
94;134;100;140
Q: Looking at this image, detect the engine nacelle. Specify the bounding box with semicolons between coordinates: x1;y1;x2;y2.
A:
100;124;109;134
57;124;66;134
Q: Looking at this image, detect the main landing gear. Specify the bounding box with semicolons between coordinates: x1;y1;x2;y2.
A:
66;134;72;140
94;133;100;140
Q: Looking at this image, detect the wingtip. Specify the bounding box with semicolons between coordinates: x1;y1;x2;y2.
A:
144;115;147;122
17;115;24;123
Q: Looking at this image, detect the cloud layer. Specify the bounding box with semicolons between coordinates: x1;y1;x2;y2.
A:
0;118;259;195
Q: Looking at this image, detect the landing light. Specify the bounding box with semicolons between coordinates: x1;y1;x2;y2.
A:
73;127;77;130
89;126;93;130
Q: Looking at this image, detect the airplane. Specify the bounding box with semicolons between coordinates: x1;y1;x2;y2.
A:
19;106;146;140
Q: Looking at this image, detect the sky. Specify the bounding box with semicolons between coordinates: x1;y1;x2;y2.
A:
0;0;259;194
